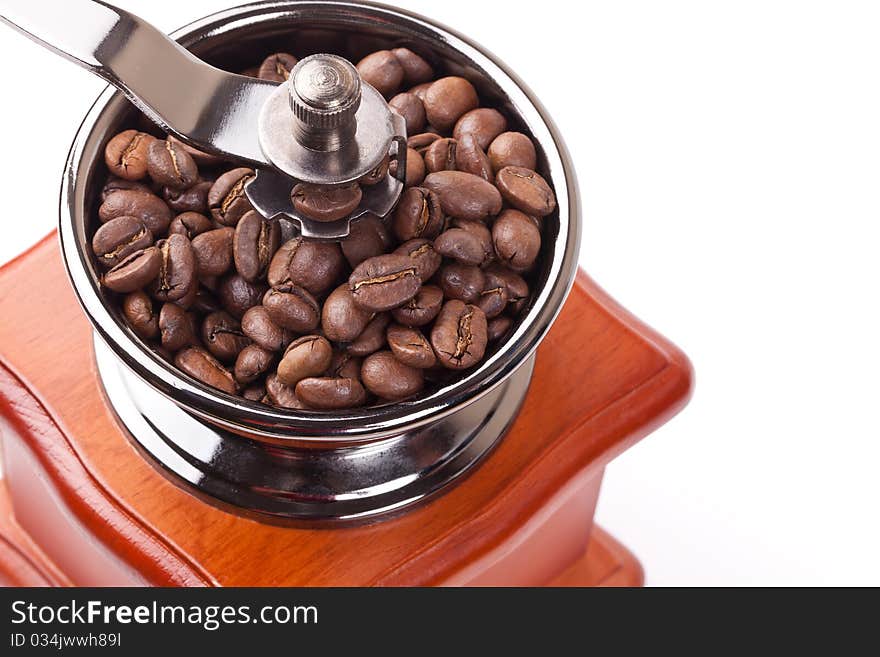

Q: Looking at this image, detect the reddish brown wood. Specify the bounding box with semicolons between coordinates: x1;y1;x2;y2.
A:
0;233;692;586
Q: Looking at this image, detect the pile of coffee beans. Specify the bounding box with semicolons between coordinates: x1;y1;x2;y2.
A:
92;46;556;410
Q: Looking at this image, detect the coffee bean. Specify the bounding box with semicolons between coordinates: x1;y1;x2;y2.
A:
341;215;390;268
267;237;345;295
202;311;250;362
430;300;488;370
193;286;222;315
258;52;298;82
453;108;508;151
359;155;389;186
392;187;443;242
291;182;362;222
438;262;485;304
423;137;458;173
349;254;421;312
422;171;502;221
487;315;513;341
453;219;494;265
484;265;529;315
163;180;212;213
233;211;280;282
277;335;333;386
265;373;308;409
234;344;275;385
434;227;485;266
296;377;367;409
242;383;267;402
146;139;198;189
191;227;234;277
387;324;437;369
423;77;479;131
168;135;227;168
209;168;255;226
409;81;433;102
389;92;426;135
150;234;197;302
103;246;161;293
393;239;442;282
168;212;212;239
495;166;556;217
389;147;426;188
492;209;541;272
391;48;434;85
263;284;320;332
407;132;441;152
241;305;291;352
361;351;424;400
92;216;153;269
356;50;404;98
217;273;267;319
101;176;152;201
325;351;362;380
322;284;375;343
122;291;159;339
159;302;198;351
455;134;493;182
391;284;443;327
99;189;172;235
477;280;508;319
345;313;390;357
104;130;155;181
488;132;537;173
175;346;238;395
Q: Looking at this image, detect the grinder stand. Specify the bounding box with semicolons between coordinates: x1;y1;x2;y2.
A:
0;235;692;586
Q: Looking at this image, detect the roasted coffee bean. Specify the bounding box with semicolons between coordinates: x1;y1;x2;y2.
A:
263;284;321;333
159;302;198;351
193;286;222;314
258;52;298;82
217;273;267;318
359;155;389;186
104;130;154;181
387;324;436;369
241;306;291;352
122;291;159;339
391;48;434;85
168;212;212;239
423;77;479;131
209;168;255;226
488;132;537;173
322;284;375;343
345;313;389;357
392;187;443;242
453;108;508;151
455;134;493;181
434;227;485;266
234;344;275;385
168;135;227;168
495;166;557;217
242;383;267;402
265;373;307;409
422;171;502;221
407;132;441;152
454;219;494;265
175;346;238;395
487;315;513;341
391;284;443;327
191;227;234;277
484;265;529;315
389;147;426;188
393;239;442;282
361;351;424;400
150;234;196;302
101;176;152;202
389;92;426;135
438;262;485;304
92;216;153;269
233;211;280;282
277;335;333;386
163;180;212;213
431;300;488;370
103;246;161;293
202;311;250;362
146;139;198;189
349;254;420;312
296;377;367;409
409;81;433;101
356;50;404;98
478;280;508;319
326;351;362;380
423;137;457;173
341;215;391;268
99;189;172;235
291;182;362;222
267;237;345;295
492;209;541;272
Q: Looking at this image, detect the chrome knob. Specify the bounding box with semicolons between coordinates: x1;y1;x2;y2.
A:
289;54;361;151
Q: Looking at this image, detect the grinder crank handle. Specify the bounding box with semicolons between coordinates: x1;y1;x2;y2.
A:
0;0;274;166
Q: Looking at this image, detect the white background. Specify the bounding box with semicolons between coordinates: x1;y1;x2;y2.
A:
1;0;878;585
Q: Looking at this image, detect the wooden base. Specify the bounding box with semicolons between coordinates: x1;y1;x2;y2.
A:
0;234;692;586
